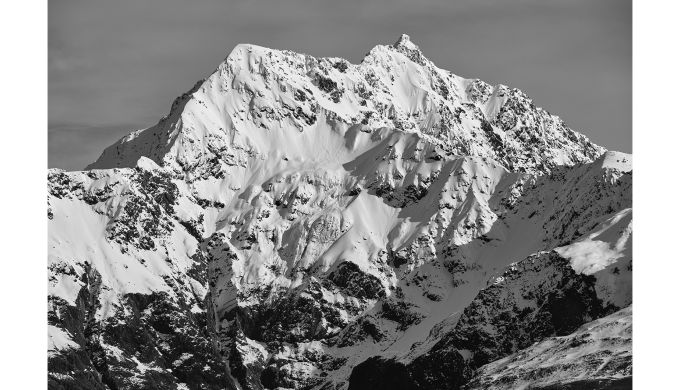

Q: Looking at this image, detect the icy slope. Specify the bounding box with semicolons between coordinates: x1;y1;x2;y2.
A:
48;35;630;390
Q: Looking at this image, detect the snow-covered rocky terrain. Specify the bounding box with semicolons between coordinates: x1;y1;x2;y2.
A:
464;306;632;389
48;34;632;389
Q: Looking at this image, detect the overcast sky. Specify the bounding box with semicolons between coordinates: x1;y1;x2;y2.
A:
49;0;631;170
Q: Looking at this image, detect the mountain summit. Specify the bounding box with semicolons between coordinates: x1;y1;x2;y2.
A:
49;35;631;390
88;34;602;175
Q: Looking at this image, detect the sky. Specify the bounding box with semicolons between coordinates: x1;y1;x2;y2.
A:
49;0;631;170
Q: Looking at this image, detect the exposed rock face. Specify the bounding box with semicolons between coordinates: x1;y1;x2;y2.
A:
348;251;623;389
464;306;632;389
48;35;631;389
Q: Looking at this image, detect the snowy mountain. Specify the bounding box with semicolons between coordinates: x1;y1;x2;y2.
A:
48;34;631;390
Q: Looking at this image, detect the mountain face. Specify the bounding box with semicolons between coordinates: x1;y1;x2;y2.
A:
48;34;632;390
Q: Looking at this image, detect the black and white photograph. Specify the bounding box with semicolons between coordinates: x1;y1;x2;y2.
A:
2;0;676;389
47;1;632;389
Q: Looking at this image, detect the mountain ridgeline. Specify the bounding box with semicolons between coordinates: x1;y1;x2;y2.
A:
48;35;632;390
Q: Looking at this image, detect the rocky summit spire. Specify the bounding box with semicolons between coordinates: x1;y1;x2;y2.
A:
394;33;416;49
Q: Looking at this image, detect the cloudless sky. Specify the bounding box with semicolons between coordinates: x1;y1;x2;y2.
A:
49;0;631;170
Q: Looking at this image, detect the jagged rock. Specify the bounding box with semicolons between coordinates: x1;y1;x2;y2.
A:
464;306;632;389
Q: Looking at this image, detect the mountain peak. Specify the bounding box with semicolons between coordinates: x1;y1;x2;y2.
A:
390;33;427;63
393;33;416;49
87;36;604;175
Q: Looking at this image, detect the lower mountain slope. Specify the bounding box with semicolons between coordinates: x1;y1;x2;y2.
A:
464;306;632;390
48;147;631;389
